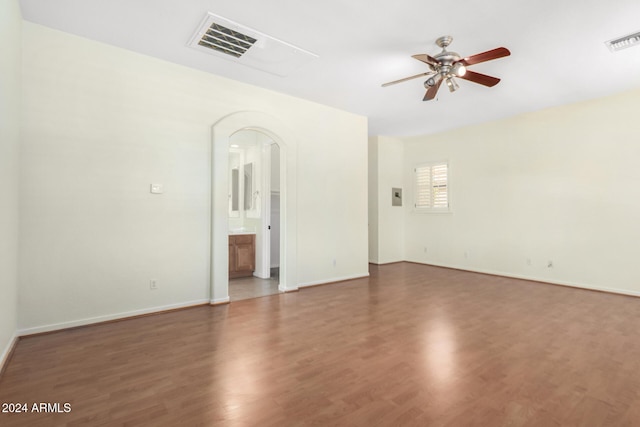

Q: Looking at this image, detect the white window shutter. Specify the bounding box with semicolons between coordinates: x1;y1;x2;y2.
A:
431;163;448;209
415;162;448;210
415;166;432;209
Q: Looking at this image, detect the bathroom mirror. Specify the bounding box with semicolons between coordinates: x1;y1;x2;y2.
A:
227;136;260;219
231;168;239;211
229;151;240;217
244;163;253;211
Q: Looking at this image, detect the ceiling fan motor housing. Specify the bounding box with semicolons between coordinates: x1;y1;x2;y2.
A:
434;51;461;76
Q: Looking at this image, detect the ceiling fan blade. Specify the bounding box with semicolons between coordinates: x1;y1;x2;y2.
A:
412;54;439;67
423;78;443;101
458;70;501;87
460;47;510;66
382;72;432;87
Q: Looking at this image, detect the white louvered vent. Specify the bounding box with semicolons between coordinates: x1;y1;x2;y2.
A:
196;22;257;58
189;13;318;76
605;31;640;52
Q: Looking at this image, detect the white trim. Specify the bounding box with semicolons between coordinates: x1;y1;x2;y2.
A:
369;260;404;265
17;299;209;336
412;210;453;215
298;273;370;289
0;333;18;374
409;260;640;298
278;283;298;293
210;296;230;305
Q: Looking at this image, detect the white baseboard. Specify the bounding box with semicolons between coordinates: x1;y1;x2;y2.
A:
410;260;640;298
18;299;210;336
370;260;405;265
298;273;370;289
0;333;18;375
210;297;230;305
278;284;298;293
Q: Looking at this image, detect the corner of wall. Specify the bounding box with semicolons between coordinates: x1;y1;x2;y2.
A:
0;0;22;374
368;135;407;264
368;136;380;263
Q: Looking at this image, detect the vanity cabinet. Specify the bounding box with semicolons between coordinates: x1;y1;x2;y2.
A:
229;234;256;278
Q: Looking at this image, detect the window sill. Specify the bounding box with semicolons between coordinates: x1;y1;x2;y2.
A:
412;208;452;215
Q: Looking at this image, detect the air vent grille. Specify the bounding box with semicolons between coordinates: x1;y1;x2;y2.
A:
189;12;319;77
198;22;257;58
605;31;640;52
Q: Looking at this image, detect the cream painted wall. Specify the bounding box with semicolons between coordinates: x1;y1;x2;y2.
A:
368;137;379;263
19;23;368;333
0;0;21;364
403;89;640;295
296;108;369;286
368;136;405;264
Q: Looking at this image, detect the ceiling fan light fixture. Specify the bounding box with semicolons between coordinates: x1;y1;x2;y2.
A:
424;74;442;88
446;77;459;93
452;62;466;77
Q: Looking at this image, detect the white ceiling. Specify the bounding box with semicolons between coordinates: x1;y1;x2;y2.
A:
19;0;640;137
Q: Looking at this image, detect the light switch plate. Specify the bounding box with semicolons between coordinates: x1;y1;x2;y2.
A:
150;184;164;194
392;187;402;206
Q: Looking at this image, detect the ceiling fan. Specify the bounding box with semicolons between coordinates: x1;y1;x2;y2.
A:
382;36;511;101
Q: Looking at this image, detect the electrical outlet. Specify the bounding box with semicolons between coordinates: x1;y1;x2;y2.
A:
150;184;163;194
150;279;158;290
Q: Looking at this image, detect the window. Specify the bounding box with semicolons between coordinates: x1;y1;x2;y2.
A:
414;162;449;211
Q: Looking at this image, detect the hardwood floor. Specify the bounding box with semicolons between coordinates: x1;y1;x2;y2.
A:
3;263;640;426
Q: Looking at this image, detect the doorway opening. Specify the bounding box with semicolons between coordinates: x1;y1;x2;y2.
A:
227;130;281;301
210;111;298;305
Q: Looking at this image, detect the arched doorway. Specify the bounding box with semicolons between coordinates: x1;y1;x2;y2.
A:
210;112;298;304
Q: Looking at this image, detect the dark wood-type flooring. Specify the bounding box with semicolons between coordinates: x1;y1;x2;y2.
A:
3;263;640;426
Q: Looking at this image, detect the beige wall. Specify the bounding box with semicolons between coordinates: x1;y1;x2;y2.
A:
19;23;368;333
0;0;21;363
368;137;379;263
402;88;640;295
368;136;404;264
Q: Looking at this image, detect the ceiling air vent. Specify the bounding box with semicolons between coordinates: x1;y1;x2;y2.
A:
197;22;257;58
189;13;318;76
605;31;640;52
